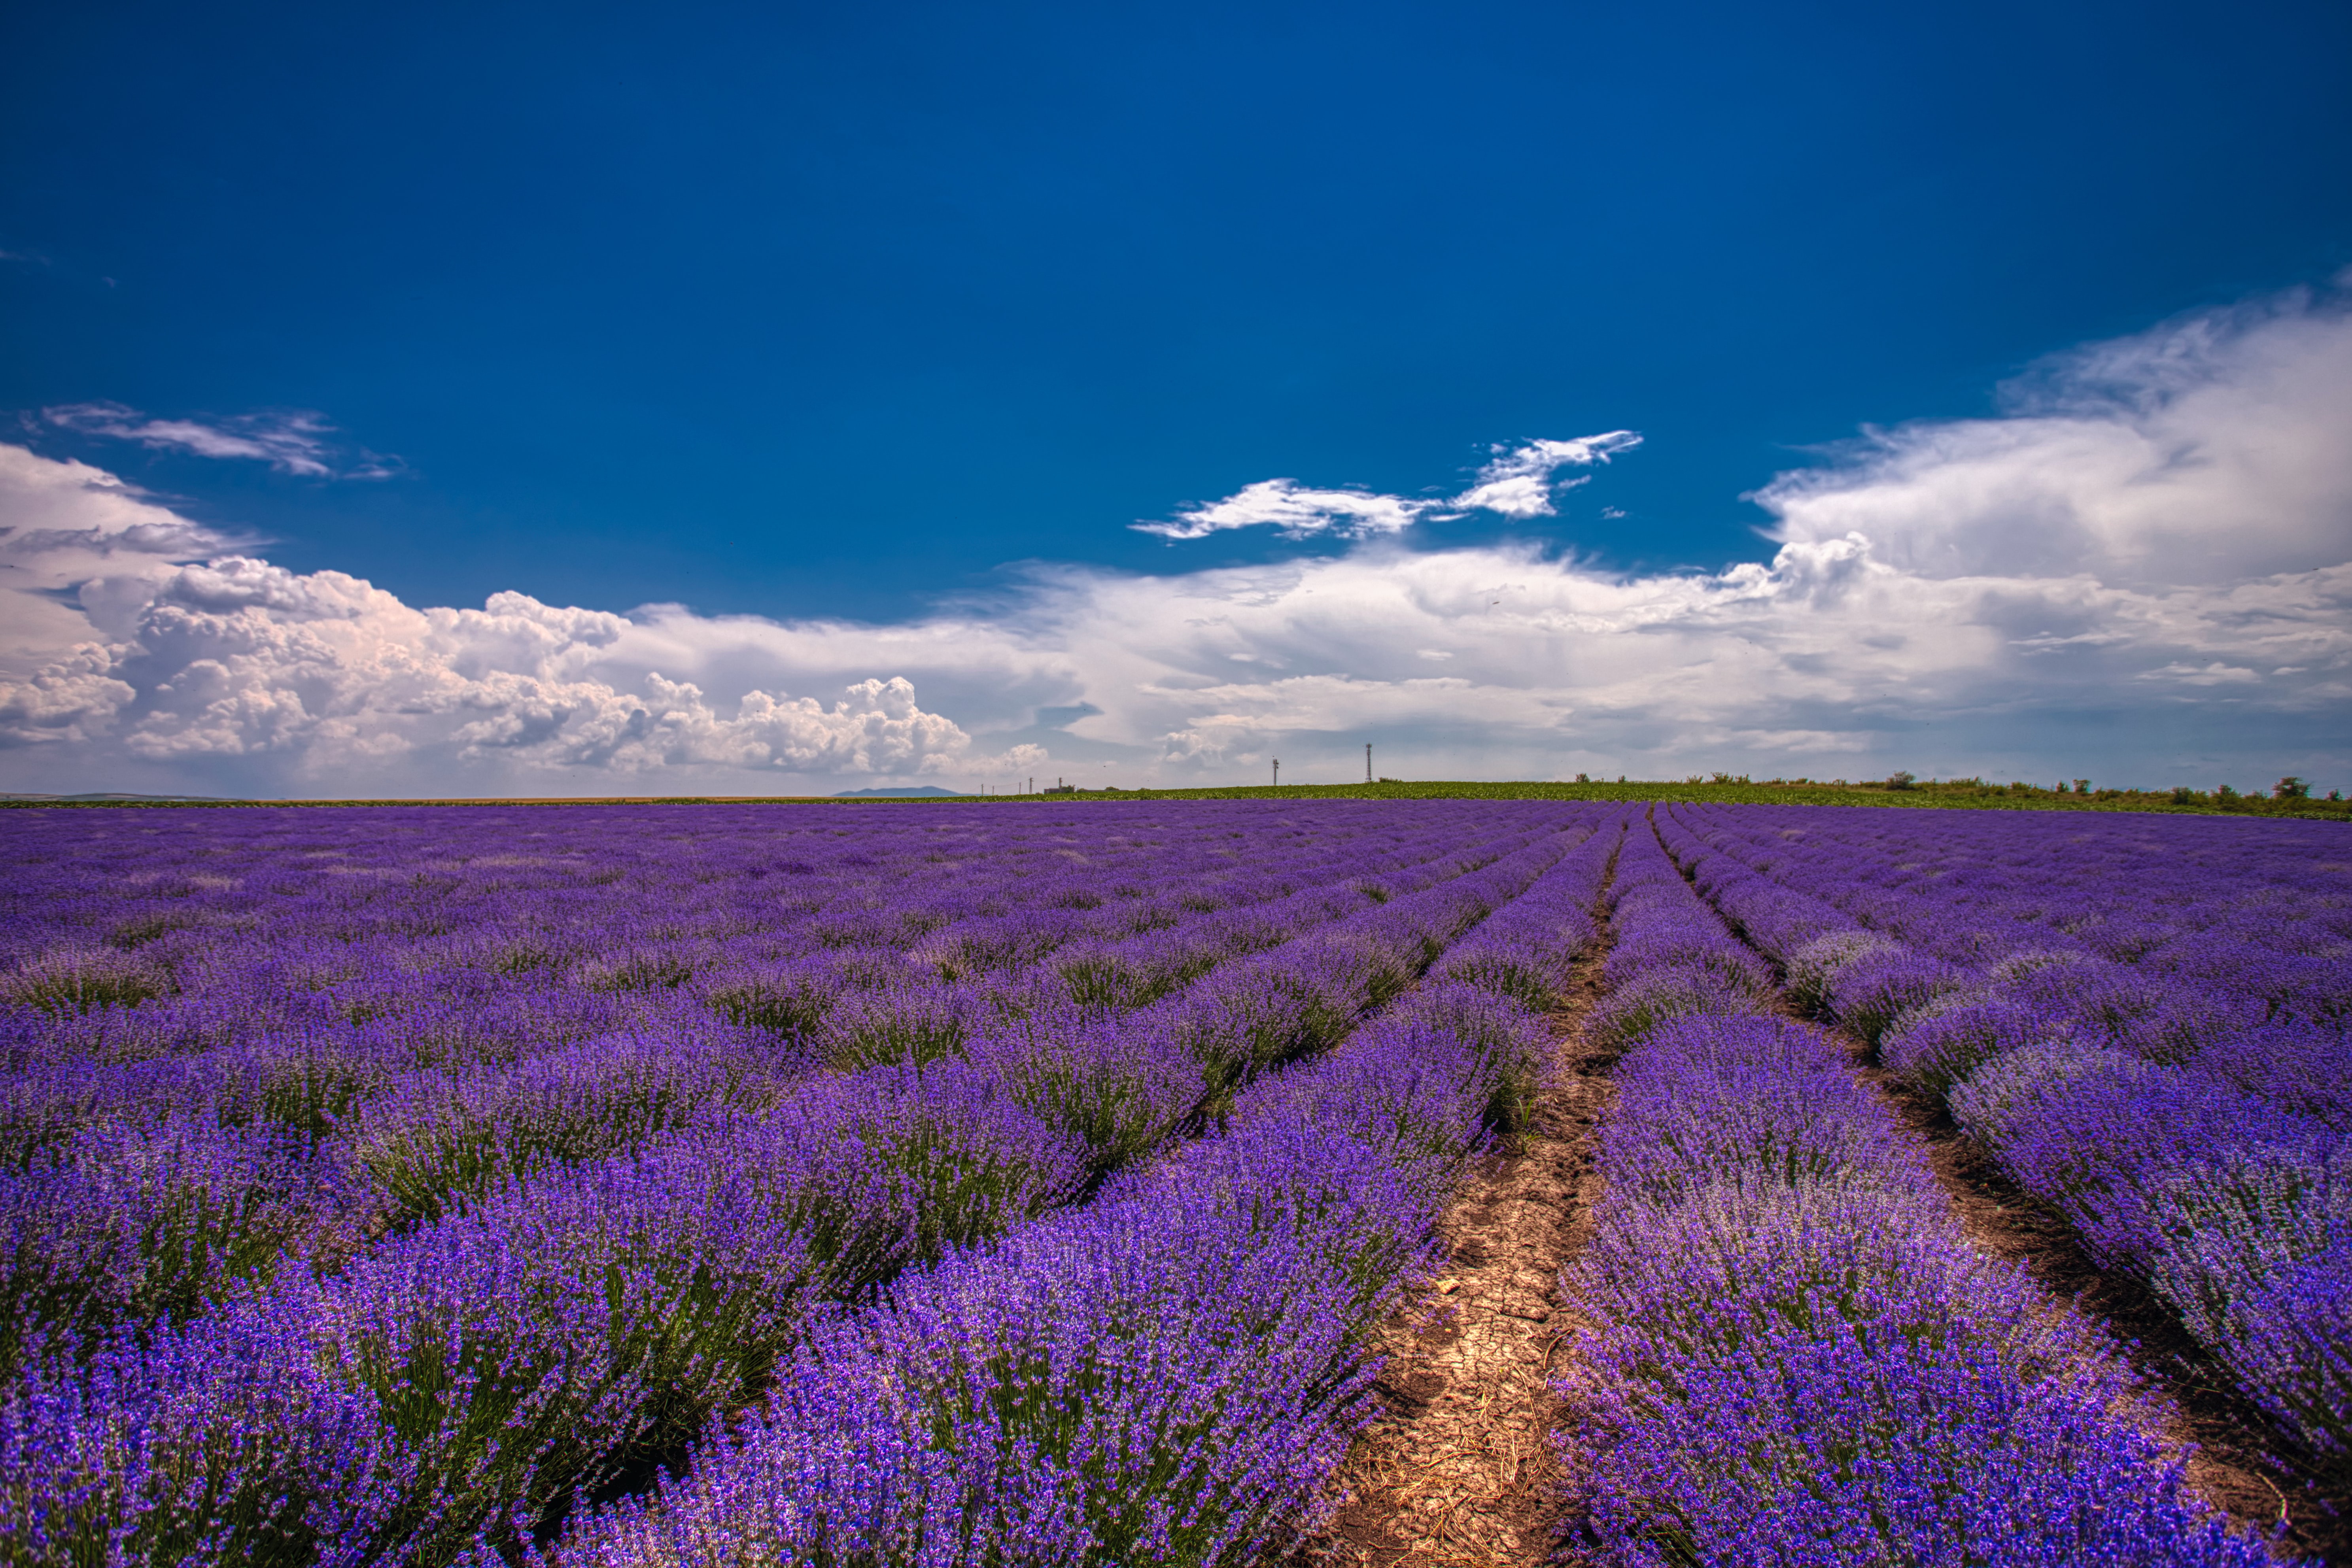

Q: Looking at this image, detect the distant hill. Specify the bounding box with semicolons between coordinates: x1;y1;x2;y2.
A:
833;786;970;798
0;792;236;802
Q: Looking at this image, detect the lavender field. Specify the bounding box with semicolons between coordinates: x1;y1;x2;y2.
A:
0;801;2343;1566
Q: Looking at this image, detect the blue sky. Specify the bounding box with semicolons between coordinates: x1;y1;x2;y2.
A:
2;2;2349;794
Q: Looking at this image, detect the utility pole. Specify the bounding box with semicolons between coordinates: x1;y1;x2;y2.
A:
1272;759;1280;788
1365;743;1373;784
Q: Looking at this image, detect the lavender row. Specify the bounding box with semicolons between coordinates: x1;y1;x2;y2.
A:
342;816;1575;1226
1429;812;1623;1010
1665;803;2349;1037
1551;816;2278;1564
0;812;1541;1159
537;822;1627;1566
1658;804;2351;1492
0;807;1542;1143
0;813;1583;1394
0;807;1604;1565
0;803;1526;1075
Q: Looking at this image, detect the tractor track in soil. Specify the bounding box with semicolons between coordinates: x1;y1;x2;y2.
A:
1289;953;1616;1568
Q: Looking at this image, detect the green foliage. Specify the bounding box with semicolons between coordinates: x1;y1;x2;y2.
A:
8;775;2348;820
4;950;176;1014
577;948;699;992
704;973;834;1038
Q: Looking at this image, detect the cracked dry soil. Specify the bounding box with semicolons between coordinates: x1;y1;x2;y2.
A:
1291;960;1614;1568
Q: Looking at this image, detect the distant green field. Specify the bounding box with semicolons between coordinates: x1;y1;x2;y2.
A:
8;776;2346;819
1014;777;2352;820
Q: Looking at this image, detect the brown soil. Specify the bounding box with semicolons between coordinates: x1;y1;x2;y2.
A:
1846;1048;2345;1562
1290;959;1615;1568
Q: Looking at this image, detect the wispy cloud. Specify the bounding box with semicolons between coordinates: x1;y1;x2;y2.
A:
1134;479;1436;540
1450;431;1642;518
39;402;402;481
2136;661;2263;686
1136;429;1642;539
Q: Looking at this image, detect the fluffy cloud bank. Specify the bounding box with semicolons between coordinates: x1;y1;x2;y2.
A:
3;285;2347;796
0;463;1047;789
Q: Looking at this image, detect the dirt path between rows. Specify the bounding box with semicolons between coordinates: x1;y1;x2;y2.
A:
1848;1051;2344;1562
1290;957;1615;1568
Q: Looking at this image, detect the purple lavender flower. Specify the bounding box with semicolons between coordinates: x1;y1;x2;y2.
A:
1602;920;1775;997
2142;1150;2352;1477
1602;1017;1936;1203
2217;1240;2352;1477
1881;996;2067;1096
2;948;177;1016
1558;1299;2274;1568
962;1003;1208;1175
1233;1021;1490;1204
0;1307;408;1568
695;950;862;1041
1561;969;2284;1565
1118;1116;1444;1326
554;1192;1382;1568
1586;965;1759;1050
1956;1047;2329;1266
808;974;987;1071
1428;824;1618;1007
2195;1017;2352;1134
344;1029;795;1224
741;1056;1088;1284
1381;981;1554;1133
1825;947;1975;1044
0;1114;324;1374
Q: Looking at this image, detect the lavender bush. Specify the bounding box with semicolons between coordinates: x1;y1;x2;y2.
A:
1658;801;2352;1494
1;799;1606;1564
1555;820;2286;1564
10;798;2322;1561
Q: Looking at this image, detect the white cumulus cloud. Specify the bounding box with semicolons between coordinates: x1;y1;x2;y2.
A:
1752;288;2352;584
3;283;2347;797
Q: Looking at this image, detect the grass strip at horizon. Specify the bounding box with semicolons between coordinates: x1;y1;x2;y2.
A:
0;803;1617;1565
1550;816;2281;1564
1655;802;2352;1501
533;814;1633;1566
